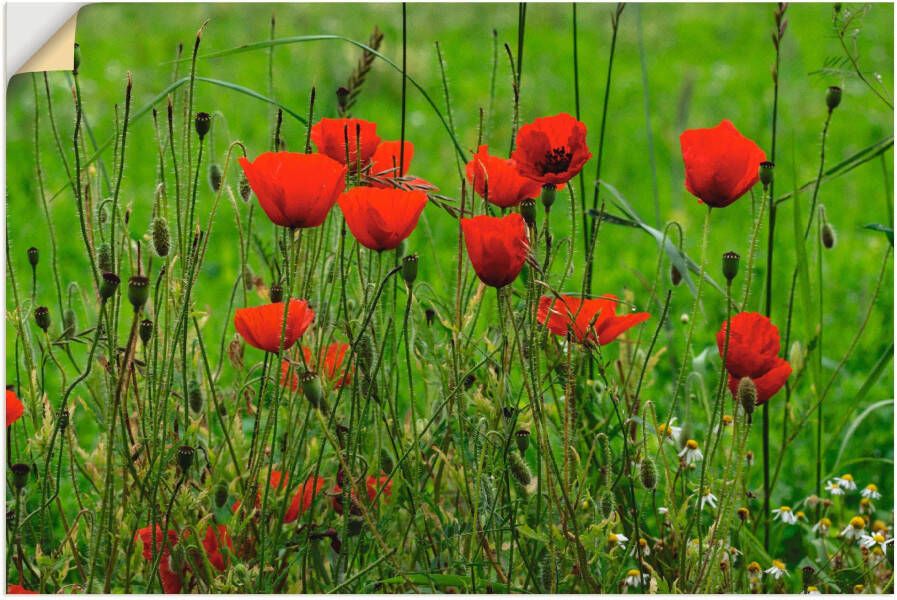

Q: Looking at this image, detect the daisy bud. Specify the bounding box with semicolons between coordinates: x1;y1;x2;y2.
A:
520;199;537;227
151;217;170;257
194;112;211;140
208;163;223;192
722;251;740;283
127;275;150;310
73;43;81;74
139;319;154;345
821;222;836;249
11;464;30;490
34;306;50;332
540;184;556;211
670;264;682;286
737;377;757;420
214;482;228;508
515;429;530;454
301;372;325;409
508;451;532;487
401;254;418;287
758;161;775;188
27;246;39;267
97;243;113;272
826;86;842;111
188;379;203;413
269;284;283;303
99;272;120;301
177;445;195;473
639;456;657;490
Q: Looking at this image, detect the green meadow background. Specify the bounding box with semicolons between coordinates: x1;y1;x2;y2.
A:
6;2;894;522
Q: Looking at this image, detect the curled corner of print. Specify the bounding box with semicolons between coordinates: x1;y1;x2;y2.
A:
7;2;85;80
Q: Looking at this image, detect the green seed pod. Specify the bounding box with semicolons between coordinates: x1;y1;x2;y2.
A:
62;308;76;339
515;429;530;454
821;222;836;249
722;251;740;283
188;379;203;413
57;408;69;432
34;306;50;332
214;482;229;508
640;456;657;490
402;254;418;287
269;284;283;303
177;445;195;472
239;173;252;202
670;264;682;286
520;199;537;227
99;272;120;301
27;247;39;268
758;161;775;188
139;318;154;345
301;372;325;409
194;112;212;140
826;86;842;111
540;185;556;211
152;217;170;257
11;464;30;490
508;451;532;487
737;376;757;421
208;163;223;192
127;275;150;310
97;243;113;273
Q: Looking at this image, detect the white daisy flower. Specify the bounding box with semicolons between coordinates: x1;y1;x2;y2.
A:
608;532;628;549
700;488;718;511
812;517;832;536
804;585;821;594
861;483;881;500
825;480;845;496
714;414;734;433
859;497;875;515
840;516;867;541
679;439;703;465
656;418;683;445
764;559;788;580
623;569;648;589
657;506;669;515
630;537;650;557
835;474;857;491
772;505;798;525
747;561;763;583
859;532;894;553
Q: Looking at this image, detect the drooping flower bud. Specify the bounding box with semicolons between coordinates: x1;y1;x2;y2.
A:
27;247;39;268
152;217;170;257
11;464;30;490
520;199;537;227
34;306;50;332
515;429;530;454
194;112;212;140
239;172;252;202
208;163;223;192
737;376;757;421
97;243;113;273
670;264;682;286
639;456;657;490
722;251;740;283
62;308;76;339
100;272;120;301
821;222;836;249
139;319;154;345
508;451;532;487
402;254;418;287
826;86;842;112
188;379;203;413
128;275;150;310
177;445;195;472
759;161;775;188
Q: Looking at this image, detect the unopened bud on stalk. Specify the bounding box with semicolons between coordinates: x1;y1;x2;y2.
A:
139;319;154;344
826;86;842;112
670;264;682;286
239;173;252;202
520;199;537;227
27;247;39;268
821;222;836;249
128;275;150;310
63;308;76;338
737;377;757;421
152;217;170;257
189;379;203;413
97;243;113;272
100;272;120;301
208;163;223;192
515;429;530;454
336;87;350;114
73;43;81;74
194;112;212;140
722;251;740;283
759;161;775;188
540;184;556;211
639;456;657;490
177;445;195;472
402;254;418;287
508;451;532;487
269;284;283;303
301;372;325;409
34;307;50;332
214;482;229;508
11;464;30;490
57;408;69;431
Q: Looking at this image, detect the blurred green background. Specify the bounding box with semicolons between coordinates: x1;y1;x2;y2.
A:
6;2;893;510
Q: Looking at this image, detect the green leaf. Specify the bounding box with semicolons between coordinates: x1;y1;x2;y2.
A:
832;397;893;472
863;223;894;245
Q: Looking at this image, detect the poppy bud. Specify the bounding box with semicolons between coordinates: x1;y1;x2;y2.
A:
269;284;284;303
151;217;170;257
737;376;757;421
520;199;537;227
301;372;325;409
640;456;657;490
11;464;30;490
821;222;836;249
722;251;740;283
239;172;252;202
401;254;418;287
336;87;350;114
27;247;39;267
62;308;76;339
758;161;775;188
214;482;228;508
194;112;211;140
670;264;682;286
97;243;113;272
139;319;154;345
515;429;530;454
100;272;120;301
34;306;50;332
128;275;150;310
57;408;69;431
188;379;203;413
508;451;532;487
73;43;81;74
208;163;223;192
540;185;556;211
177;445;195;472
826;86;842;111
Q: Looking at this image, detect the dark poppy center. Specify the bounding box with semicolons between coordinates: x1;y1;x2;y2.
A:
538;146;573;174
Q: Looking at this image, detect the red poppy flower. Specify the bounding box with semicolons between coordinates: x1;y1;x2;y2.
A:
511;113;591;186
201;524;234;571
466;145;542;208
135;525;179;560
238;152;346;229
310;118;381;169
369;140;413;180
7;585;36;594
284;476;326;523
717;312;792;405
338;187;428;251
680;119;767;208
159;558;182;594
366;472;393;503
6;388;23;426
234;300;315;354
461;213;529;288
537;294;650;346
306;343;352;387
